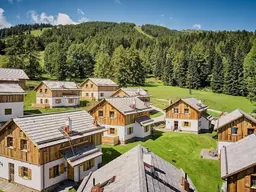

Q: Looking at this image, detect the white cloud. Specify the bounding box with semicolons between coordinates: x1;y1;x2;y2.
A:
193;24;201;30
27;10;89;25
0;8;11;29
114;0;121;4
77;8;84;15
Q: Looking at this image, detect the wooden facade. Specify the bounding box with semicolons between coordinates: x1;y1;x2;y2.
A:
0;95;24;103
0;121;103;166
112;89;151;102
218;117;256;142
81;79;117;92
226;166;256;192
165;100;201;120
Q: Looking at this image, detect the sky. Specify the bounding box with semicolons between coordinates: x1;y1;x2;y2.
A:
0;0;256;31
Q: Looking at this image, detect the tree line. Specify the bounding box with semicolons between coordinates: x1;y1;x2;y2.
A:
0;22;256;102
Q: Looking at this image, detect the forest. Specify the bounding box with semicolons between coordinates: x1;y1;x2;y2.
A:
0;22;255;102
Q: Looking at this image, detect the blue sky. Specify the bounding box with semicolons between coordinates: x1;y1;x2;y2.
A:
0;0;256;31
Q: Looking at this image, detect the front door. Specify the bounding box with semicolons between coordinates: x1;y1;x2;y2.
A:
174;121;178;131
67;164;74;180
9;163;14;182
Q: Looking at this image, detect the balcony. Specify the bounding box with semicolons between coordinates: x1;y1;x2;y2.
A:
102;135;119;146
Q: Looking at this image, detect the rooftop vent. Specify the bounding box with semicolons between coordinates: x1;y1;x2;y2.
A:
91;176;116;192
64;117;72;134
181;173;190;191
130;99;136;109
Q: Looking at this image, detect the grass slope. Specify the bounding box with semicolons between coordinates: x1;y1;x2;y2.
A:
145;78;255;113
0;55;8;67
135;26;154;39
102;131;221;192
30;28;52;37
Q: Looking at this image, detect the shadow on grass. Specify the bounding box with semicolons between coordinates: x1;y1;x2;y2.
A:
80;100;90;107
151;130;163;140
102;147;122;166
24;109;42;114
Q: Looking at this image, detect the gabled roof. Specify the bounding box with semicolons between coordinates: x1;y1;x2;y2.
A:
116;88;151;98
0;84;25;95
221;134;256;178
82;78;118;87
0;111;106;149
215;109;256;130
0;68;29;81
78;145;197;192
164;97;208;112
89;97;152;115
35;81;81;91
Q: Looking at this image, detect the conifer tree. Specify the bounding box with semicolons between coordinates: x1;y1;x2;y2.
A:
211;54;224;93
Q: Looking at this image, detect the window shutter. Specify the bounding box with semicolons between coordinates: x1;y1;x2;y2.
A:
13;138;16;149
182;122;184;126
59;163;65;174
244;175;251;188
18;166;22;177
91;159;95;167
49;167;54;179
28;168;32;180
188;122;191;127
115;128;118;135
18;139;21;150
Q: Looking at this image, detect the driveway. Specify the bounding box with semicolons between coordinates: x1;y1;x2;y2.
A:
0;179;34;192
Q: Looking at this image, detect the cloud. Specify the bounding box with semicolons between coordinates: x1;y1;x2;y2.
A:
16;13;20;20
0;8;11;29
114;0;121;4
193;24;201;29
161;14;164;17
27;10;89;25
77;8;84;15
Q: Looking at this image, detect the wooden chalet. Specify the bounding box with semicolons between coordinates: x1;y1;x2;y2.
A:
78;145;197;192
80;78;118;101
164;98;212;133
34;81;81;108
0;84;25;123
221;134;256;192
0;68;29;89
111;87;151;102
0;110;106;191
88;97;154;145
215;109;256;153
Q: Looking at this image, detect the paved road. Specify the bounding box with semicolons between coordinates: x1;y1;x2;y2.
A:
150;105;165;123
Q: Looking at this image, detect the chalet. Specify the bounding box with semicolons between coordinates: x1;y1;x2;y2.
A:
80;78;118;101
215;109;256;153
220;134;256;192
0;84;25;123
0;110;106;191
34;81;81;108
77;144;197;192
0;68;29;89
111;87;151;102
88;97;154;145
164;98;212;134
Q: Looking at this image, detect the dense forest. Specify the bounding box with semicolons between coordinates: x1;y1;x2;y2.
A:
0;22;256;102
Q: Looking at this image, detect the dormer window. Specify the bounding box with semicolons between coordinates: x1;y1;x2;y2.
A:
184;108;189;114
109;111;115;119
231;127;238;135
174;108;179;113
7;137;13;148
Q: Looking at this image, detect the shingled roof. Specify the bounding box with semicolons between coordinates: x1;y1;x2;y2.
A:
0;68;29;81
221;134;256;178
35;81;81;91
215;109;256;130
1;111;105;149
83;78;118;87
78;145;197;192
0;84;25;95
119;88;151;97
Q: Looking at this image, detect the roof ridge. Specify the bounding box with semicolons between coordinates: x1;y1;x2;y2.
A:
17;110;84;119
137;145;148;192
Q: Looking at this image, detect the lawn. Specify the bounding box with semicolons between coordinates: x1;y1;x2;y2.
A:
102;131;222;192
144;78;256;113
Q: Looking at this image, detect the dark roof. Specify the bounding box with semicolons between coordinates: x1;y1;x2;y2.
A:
221;134;256;178
77;145;197;192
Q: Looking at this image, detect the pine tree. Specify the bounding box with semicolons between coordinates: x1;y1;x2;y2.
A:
94;51;112;79
211;54;224;93
186;57;201;89
162;47;173;86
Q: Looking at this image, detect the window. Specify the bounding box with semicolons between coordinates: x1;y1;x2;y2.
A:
45;99;48;104
53;165;59;177
83;159;95;171
45;89;47;93
248;128;255;135
40;89;42;93
86;93;89;96
68;98;74;103
184;108;189;114
55;99;61;104
184;122;190;127
144;126;150;132
40;99;43;104
5;108;12;115
91;93;94;97
128;127;133;135
22;167;28;177
7;137;13;147
91;84;93;88
174;108;179;113
100;93;104;97
109;111;115;118
231;127;238;135
19;166;31;179
109;128;115;135
251;175;256;188
86;84;88;88
20;139;27;151
98;111;104;118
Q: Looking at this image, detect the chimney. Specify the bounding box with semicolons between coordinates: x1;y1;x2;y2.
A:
64;117;72;134
132;99;136;109
91;184;101;192
143;148;152;167
93;119;98;127
197;100;202;106
181;173;190;191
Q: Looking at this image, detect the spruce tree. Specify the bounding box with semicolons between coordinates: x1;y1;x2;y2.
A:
211;54;224;93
